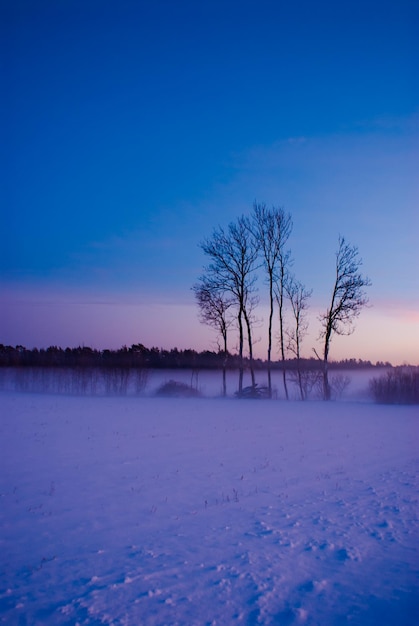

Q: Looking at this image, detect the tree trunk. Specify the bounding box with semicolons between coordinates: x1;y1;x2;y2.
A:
282;369;289;400
222;331;228;397
323;324;332;400
243;309;256;387
298;366;304;400
323;362;331;401
267;272;273;398
238;309;244;394
278;283;289;400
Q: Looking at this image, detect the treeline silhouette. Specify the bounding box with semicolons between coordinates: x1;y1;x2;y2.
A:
0;343;391;371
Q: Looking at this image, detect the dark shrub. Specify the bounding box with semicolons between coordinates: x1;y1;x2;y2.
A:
235;384;270;399
369;367;419;404
155;380;201;398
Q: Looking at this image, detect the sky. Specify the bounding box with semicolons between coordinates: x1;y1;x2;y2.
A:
1;0;418;365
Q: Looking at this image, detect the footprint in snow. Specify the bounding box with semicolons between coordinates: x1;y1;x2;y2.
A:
334;546;360;561
304;540;360;561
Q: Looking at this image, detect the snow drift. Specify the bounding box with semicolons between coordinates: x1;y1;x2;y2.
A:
1;393;418;625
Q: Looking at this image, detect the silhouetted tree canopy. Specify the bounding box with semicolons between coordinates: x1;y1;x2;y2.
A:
0;343;391;371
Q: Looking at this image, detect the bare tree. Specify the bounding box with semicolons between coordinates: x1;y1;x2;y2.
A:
252;202;292;397
318;236;371;400
192;278;233;395
274;245;292;400
200;216;259;393
286;277;312;400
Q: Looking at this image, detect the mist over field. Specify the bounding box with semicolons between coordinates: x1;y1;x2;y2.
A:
0;363;383;401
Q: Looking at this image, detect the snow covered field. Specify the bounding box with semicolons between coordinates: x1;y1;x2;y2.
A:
1;392;418;625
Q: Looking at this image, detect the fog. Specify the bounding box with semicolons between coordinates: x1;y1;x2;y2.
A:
0;367;380;402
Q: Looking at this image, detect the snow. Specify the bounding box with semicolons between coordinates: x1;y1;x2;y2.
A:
1;392;418;625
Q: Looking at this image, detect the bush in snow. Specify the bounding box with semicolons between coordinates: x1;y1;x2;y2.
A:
155;380;202;398
235;384;270;399
369;367;419;404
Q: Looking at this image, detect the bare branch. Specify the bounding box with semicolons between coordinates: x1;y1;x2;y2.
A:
319;235;371;399
252;202;293;396
197;215;259;391
285;276;312;359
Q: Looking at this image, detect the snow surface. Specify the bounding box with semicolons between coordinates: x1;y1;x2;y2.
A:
1;392;418;625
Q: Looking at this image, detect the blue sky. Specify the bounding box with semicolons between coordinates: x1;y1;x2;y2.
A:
1;0;418;364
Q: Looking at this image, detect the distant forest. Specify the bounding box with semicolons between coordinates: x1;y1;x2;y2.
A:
0;343;392;371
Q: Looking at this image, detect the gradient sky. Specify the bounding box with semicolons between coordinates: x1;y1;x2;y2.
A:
1;0;418;365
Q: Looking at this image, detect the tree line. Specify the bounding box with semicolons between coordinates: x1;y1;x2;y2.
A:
193;201;371;399
0;344;386;372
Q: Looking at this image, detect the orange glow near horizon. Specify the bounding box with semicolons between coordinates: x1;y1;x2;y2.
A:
1;288;418;366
